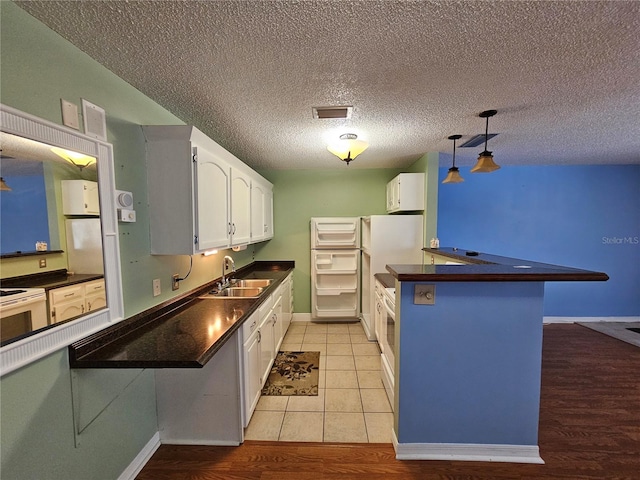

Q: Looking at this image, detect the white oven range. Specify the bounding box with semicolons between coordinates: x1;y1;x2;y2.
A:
0;288;48;344
380;286;395;410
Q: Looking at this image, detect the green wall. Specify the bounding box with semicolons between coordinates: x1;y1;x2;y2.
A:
0;3;438;478
255;168;404;313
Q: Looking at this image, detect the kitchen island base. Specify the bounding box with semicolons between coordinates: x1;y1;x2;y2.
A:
155;330;243;445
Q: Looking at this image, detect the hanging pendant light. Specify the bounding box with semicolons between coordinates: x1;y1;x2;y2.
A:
0;177;12;191
470;109;501;173
327;133;368;165
442;135;464;184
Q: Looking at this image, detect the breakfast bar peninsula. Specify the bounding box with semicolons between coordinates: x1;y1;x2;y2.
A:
386;248;608;464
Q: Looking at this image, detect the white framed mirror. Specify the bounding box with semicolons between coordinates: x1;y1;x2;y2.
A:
0;104;124;375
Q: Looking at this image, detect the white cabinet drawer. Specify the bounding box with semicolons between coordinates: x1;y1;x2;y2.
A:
49;284;84;303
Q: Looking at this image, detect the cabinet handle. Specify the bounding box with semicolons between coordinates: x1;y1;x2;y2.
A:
64;293;75;298
232;223;236;234
258;330;261;343
228;222;232;235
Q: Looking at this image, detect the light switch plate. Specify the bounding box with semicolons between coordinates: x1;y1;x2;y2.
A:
414;284;435;305
61;99;80;130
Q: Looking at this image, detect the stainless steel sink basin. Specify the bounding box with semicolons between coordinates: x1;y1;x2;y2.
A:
215;287;264;298
232;279;273;288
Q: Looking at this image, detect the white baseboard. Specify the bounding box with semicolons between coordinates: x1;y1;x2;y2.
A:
393;437;544;464
544;316;640;324
292;312;311;322
118;432;161;480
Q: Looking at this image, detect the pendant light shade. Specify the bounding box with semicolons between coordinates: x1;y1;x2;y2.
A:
442;134;464;184
0;177;12;191
327;133;368;165
470;109;501;173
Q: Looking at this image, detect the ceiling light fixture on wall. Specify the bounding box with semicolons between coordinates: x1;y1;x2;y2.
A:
327;133;368;165
470;109;501;173
0;177;12;191
50;146;96;171
442;135;463;184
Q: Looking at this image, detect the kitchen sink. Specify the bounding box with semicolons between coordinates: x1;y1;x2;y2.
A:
232;279;273;288
214;287;264;298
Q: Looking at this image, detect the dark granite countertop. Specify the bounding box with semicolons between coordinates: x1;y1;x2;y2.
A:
386;248;609;282
1;269;103;291
374;273;395;288
69;261;294;369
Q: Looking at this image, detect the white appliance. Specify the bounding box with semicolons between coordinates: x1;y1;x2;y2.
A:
0;288;48;343
360;215;423;339
380;285;396;410
65;218;104;274
310;217;360;320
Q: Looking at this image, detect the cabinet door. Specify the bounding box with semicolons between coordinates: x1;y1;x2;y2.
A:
243;331;261;426
272;295;284;352
250;181;266;242
259;308;275;384
231;169;251;245
62;180;100;215
263;187;274;240
52;298;85;323
194;146;231;250
85;280;106;313
386;177;399;212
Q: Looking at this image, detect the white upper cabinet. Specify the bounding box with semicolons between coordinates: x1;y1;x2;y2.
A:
231;169;252;246
250;179;274;243
194;145;231;250
61;180;100;216
386;173;425;213
143;125;273;255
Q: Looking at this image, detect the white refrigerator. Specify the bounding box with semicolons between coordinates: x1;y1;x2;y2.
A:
65;218;104;274
360;215;423;340
310;217;360;320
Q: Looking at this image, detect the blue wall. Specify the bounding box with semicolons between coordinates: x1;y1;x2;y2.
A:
0;166;50;254
437;164;640;317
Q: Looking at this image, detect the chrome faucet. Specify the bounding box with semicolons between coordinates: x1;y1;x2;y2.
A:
220;255;236;289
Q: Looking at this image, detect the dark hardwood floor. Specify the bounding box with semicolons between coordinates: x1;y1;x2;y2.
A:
136;324;640;479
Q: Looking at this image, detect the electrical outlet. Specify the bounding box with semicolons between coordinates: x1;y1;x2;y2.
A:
172;274;180;291
39;258;46;268
414;284;435;305
153;278;161;297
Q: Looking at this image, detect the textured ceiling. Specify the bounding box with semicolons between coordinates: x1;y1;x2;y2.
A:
14;1;640;170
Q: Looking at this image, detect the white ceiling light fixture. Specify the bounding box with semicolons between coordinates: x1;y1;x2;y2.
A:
442;134;464;184
50;146;96;171
327;133;368;166
470;109;501;173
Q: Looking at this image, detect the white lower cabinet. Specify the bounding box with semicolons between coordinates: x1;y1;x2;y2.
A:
48;279;106;324
241;280;290;427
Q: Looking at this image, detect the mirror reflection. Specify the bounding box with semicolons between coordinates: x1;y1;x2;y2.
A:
0;132;106;345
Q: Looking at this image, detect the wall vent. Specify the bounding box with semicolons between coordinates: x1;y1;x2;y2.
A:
312;106;353;119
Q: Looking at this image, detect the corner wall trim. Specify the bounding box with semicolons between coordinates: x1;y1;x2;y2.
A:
118;432;161;480
394;440;544;464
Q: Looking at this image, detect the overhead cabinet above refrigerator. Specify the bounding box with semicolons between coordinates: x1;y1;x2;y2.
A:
310;217;360;320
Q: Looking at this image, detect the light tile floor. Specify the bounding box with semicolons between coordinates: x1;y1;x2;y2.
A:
244;321;394;443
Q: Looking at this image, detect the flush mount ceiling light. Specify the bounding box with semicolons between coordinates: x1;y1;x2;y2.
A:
470;109;501;173
50;146;96;171
442;135;464;184
327;133;368;165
